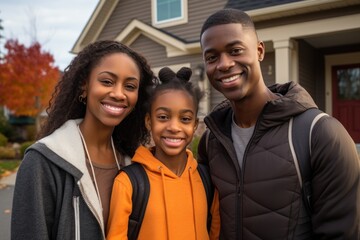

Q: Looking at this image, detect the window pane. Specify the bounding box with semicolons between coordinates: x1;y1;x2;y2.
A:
337;67;360;100
157;0;181;22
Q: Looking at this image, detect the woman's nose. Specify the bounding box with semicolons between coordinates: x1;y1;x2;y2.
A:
109;85;126;100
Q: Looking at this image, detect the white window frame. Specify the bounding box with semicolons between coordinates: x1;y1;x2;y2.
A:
152;0;188;28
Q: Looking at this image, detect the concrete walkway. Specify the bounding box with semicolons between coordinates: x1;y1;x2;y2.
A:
0;172;17;186
0;172;16;240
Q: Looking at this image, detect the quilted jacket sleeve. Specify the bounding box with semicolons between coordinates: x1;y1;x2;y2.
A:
311;116;360;239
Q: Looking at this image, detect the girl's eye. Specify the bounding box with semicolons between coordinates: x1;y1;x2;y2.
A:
157;115;168;121
181;116;192;123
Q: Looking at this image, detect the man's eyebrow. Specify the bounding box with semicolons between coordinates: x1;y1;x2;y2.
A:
203;40;243;55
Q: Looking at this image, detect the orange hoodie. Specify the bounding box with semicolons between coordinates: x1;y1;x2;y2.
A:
107;145;220;240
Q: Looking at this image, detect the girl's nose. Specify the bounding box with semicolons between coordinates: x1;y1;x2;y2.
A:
167;119;181;132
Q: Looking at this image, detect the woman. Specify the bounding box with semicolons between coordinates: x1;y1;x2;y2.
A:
11;40;155;240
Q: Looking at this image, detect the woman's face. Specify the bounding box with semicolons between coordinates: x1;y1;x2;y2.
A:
82;52;140;129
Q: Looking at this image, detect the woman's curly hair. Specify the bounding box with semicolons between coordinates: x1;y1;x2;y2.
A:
38;40;155;157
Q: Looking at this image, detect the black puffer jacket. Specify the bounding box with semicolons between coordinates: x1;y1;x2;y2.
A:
198;82;360;239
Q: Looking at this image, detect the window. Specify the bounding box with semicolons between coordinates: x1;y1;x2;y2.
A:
152;0;188;27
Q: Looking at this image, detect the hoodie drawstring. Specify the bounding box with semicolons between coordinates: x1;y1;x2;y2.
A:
159;166;171;239
189;167;199;240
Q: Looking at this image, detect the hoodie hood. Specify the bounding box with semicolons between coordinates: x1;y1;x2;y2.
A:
205;81;318;138
35;119;105;230
38;119;86;171
132;145;199;178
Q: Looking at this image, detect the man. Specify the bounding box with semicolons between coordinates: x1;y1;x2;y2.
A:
198;8;360;239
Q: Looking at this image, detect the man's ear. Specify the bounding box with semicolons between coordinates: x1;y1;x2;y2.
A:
145;113;151;131
258;41;265;61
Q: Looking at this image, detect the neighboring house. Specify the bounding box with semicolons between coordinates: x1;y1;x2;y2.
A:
72;0;360;143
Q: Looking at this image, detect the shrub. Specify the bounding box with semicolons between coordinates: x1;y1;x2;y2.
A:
0;133;8;147
188;135;200;159
0;146;16;159
20;141;35;158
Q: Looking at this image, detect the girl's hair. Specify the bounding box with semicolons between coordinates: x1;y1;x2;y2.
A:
146;67;203;114
38;40;155;156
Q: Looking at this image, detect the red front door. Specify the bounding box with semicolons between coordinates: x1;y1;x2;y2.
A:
332;64;360;143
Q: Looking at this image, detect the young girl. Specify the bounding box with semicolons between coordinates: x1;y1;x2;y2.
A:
11;40;155;239
107;67;219;240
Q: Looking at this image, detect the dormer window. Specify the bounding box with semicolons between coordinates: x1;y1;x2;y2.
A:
152;0;188;28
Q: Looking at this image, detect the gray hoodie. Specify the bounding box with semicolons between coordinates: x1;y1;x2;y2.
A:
11;119;130;240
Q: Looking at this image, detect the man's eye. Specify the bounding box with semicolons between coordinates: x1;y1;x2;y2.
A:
231;48;243;55
205;55;217;63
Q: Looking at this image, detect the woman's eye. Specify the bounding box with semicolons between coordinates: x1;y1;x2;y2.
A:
100;78;113;85
125;84;137;91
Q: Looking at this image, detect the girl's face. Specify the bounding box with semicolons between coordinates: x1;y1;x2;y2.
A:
146;89;198;163
82;53;140;129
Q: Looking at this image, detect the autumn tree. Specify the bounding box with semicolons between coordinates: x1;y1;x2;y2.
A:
0;39;59;117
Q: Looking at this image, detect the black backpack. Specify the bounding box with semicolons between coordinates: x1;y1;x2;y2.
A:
121;162;214;240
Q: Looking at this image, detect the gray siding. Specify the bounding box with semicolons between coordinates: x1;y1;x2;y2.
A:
162;0;226;42
261;51;276;86
129;35;203;68
98;0;152;40
226;0;303;10
298;39;325;110
97;0;227;42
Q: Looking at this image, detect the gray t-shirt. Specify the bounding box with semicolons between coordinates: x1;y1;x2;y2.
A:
231;117;255;169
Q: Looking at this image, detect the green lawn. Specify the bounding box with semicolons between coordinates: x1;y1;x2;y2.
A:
0;160;21;176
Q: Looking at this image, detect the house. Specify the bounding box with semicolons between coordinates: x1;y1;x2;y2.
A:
72;0;360;144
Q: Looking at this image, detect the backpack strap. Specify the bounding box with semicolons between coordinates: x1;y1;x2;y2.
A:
197;163;214;232
289;108;328;213
121;162;150;240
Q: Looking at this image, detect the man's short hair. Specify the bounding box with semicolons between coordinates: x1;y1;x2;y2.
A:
200;8;256;38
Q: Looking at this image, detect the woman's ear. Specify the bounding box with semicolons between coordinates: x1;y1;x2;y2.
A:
80;81;88;98
145;113;151;131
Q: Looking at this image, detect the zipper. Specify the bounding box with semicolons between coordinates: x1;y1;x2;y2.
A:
76;181;106;240
205;102;270;239
73;196;80;240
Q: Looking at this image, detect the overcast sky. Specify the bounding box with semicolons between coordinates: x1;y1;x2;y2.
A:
0;0;99;71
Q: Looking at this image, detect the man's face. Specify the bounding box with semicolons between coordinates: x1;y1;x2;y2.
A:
201;23;264;102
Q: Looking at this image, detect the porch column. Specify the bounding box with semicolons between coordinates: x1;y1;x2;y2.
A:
273;39;298;84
